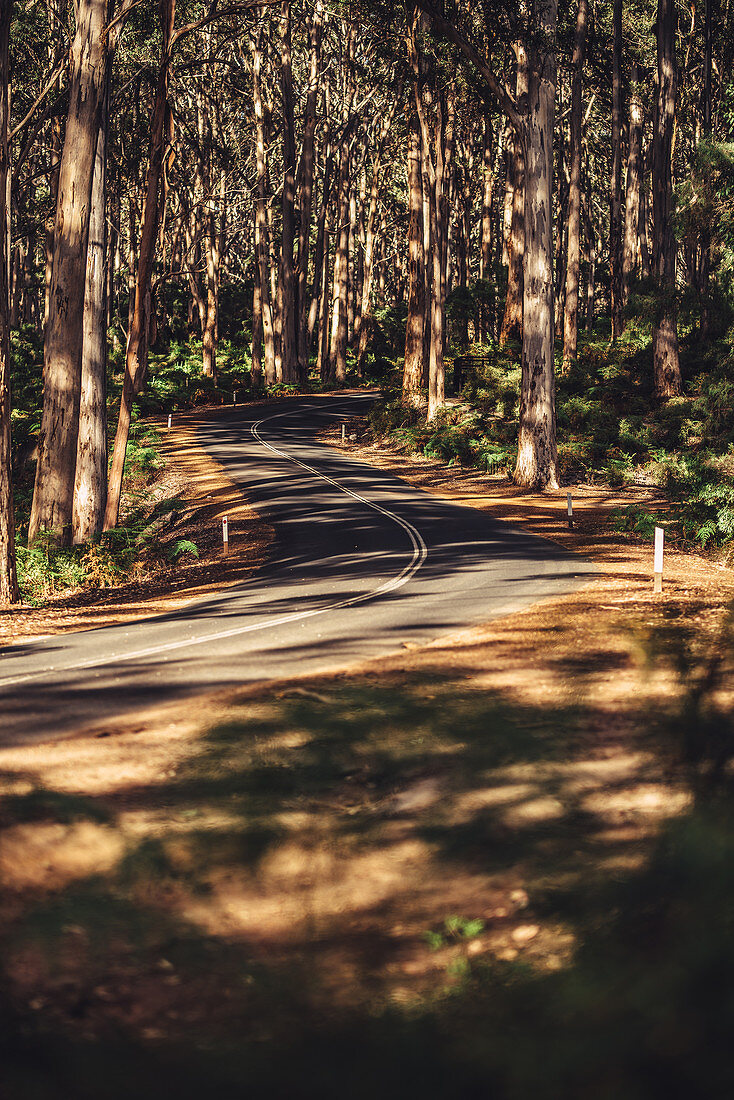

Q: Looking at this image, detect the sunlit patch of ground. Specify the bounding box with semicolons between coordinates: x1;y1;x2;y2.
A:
0;637;698;1046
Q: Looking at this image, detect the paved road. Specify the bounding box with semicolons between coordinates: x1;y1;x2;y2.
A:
0;395;594;745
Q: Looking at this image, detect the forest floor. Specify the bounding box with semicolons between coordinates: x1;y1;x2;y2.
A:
2;400;734;1094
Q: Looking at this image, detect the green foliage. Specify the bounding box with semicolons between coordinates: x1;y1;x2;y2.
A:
15;533;88;600
167;539;199;562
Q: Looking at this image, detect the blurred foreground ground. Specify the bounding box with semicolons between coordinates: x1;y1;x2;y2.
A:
1;412;734;1097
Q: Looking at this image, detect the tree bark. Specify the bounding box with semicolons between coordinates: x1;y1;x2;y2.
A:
104;0;176;531
478;116;493;341
0;0;19;603
328;139;351;383
402;107;425;406
296;0;324;378
622;62;644;303
700;0;712;338
562;0;588;371
278;0;298;383
72;80;109;544
29;0;108;545
202;170;224;380
609;0;623;340
651;0;682;398
253;17;276;385
500;43;528;346
514;0;560;490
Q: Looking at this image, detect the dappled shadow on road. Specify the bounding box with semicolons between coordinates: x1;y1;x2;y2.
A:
5;623;733;1098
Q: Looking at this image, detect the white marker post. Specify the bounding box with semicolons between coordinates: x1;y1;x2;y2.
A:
654;526;664;594
222;515;229;556
341;423;346;444
167;413;172;431
567;492;574;529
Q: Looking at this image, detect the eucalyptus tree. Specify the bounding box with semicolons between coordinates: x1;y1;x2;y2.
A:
0;0;19;604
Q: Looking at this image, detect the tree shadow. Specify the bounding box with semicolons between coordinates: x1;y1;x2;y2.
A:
4;651;732;1097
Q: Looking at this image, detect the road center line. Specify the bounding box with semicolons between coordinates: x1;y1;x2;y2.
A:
0;402;429;690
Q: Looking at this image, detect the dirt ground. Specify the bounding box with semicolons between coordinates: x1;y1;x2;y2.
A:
1;402;733;1059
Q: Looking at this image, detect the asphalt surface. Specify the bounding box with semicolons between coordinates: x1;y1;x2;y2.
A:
0;394;594;745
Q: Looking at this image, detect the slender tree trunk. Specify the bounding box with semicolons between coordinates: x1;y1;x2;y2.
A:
652;0;682;398
329;140;351;382
610;0;624;340
500;44;528;346
202;171;224;381
700;0;712;337
104;0;176;531
72;79;109;544
296;0;324;378
253;18;276;384
479;117;493;341
29;0;108;545
356;108;394;373
251;220;264;386
562;0;588;371
279;0;298;382
640;151;652;277
0;0;19;603
622;62;644;303
308;144;333;349
317;225;331;381
514;0;560;490
127;198;137;335
402;108;425;406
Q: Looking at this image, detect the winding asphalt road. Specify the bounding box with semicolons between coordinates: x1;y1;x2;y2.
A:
0;395;594;745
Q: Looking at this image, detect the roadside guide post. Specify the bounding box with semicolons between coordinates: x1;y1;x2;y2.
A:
167;413;172;431
222;515;229;556
654;526;664;594
567;493;574;529
341;423;346;443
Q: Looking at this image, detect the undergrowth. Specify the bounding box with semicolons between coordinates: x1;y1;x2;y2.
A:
368;324;734;548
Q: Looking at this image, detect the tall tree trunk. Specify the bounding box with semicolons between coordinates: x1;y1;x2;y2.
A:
356;107;394;373
639;150;652;277
0;0;18;603
514;0;560;490
652;0;682;398
328;139;351;383
252;18;276;385
500;43;528;346
479;117;493;341
700;0;712;338
609;0;624;340
202;171;225;381
317;225;331;381
251;218;264;386
562;0;588;371
308;143;333;350
279;0;298;383
296;0;324;378
402;107;425;407
73;80;109;544
29;0;108;545
622;62;644;303
104;0;176;531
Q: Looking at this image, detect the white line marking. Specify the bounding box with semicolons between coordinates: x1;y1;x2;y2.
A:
0;401;428;690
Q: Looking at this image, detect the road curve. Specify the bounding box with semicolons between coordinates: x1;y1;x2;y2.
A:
0;395;594;745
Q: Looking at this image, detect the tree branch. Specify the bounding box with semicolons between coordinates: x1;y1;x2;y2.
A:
169;0;279;52
412;0;525;137
9;59;66;141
